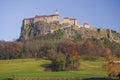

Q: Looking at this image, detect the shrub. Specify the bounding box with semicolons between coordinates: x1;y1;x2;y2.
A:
51;53;66;71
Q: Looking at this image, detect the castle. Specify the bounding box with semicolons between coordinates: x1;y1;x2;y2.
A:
23;10;90;28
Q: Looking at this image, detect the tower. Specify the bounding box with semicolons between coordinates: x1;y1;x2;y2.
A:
55;10;59;15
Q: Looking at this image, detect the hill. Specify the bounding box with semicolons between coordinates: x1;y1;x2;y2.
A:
19;11;120;43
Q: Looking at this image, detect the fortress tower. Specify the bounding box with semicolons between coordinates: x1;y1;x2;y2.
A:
83;22;90;28
55;10;59;15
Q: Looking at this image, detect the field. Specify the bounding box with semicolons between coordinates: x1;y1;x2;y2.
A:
0;58;108;79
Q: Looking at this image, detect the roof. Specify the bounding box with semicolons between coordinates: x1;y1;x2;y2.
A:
24;13;77;21
64;17;76;20
35;15;40;18
34;14;59;18
41;15;50;17
69;18;76;20
24;18;33;20
51;14;59;16
64;17;69;19
84;22;89;25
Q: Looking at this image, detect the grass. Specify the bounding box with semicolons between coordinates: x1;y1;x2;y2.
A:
0;58;108;79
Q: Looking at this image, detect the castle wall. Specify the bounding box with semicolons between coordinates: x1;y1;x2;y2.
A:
63;18;77;25
63;18;70;24
52;16;60;22
69;19;77;25
46;17;52;23
24;18;33;25
33;15;60;23
74;20;77;25
40;17;46;22
34;18;40;23
24;20;29;25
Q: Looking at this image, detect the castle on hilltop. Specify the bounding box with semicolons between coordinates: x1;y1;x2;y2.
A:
23;10;90;28
20;10;120;42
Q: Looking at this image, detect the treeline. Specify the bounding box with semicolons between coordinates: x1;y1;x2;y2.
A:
0;38;120;71
0;38;120;60
0;42;22;59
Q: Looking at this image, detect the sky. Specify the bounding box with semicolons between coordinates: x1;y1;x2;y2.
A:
0;0;120;41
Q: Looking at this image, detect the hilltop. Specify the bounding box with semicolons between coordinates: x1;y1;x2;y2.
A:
19;10;120;43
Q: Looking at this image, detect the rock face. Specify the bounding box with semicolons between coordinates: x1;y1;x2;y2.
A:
62;27;120;41
19;20;120;42
20;21;50;40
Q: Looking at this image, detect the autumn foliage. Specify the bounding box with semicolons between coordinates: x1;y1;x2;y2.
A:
0;42;22;59
0;38;120;60
0;37;120;72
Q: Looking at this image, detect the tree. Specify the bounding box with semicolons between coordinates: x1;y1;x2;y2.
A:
66;52;80;70
104;48;120;79
52;39;81;71
51;53;66;71
0;42;22;59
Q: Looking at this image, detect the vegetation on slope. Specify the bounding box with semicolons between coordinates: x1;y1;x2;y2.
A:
1;37;120;60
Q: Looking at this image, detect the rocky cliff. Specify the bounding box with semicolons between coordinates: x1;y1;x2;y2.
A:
19;20;120;43
20;21;50;40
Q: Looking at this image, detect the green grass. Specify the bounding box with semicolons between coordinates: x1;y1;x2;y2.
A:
0;58;108;79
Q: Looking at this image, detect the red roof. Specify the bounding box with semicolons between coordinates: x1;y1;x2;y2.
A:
34;14;59;18
50;14;59;16
64;17;69;19
40;15;48;17
83;22;89;25
69;18;76;20
35;15;40;18
64;17;76;20
24;18;33;20
53;14;59;16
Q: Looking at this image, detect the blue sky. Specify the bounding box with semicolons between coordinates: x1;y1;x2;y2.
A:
0;0;120;41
